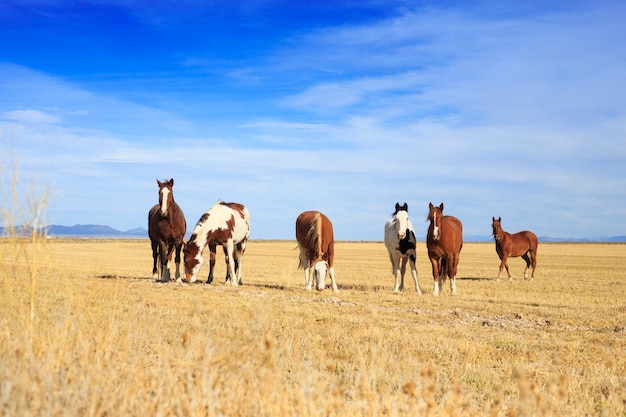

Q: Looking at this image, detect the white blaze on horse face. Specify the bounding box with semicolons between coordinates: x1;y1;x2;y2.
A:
396;210;409;239
432;212;440;241
313;261;327;290
160;187;171;216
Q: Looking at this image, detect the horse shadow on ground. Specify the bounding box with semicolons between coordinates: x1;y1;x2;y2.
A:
457;276;497;281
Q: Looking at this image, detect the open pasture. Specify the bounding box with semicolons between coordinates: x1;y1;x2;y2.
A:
1;239;625;416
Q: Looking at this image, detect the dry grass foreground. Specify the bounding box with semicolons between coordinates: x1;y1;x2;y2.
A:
1;238;625;416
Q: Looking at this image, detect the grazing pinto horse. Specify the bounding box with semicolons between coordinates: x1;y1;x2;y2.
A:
148;179;187;282
426;202;463;295
491;217;538;281
183;201;250;285
384;202;422;293
295;211;338;292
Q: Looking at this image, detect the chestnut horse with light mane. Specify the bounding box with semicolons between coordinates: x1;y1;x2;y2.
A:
295;211;338;292
426;202;463;295
148;179;187;282
491;217;538;281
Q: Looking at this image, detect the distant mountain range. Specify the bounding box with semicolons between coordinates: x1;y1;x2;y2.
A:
0;224;148;238
1;225;625;242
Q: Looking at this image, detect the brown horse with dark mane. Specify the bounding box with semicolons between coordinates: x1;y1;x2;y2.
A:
491;217;538;281
426;202;463;295
148;179;187;282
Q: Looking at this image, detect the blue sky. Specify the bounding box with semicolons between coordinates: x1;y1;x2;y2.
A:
1;0;625;240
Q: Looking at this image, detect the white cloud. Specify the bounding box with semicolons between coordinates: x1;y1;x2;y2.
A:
1;4;625;239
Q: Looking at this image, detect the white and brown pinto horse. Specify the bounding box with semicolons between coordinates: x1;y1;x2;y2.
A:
295;211;338;292
148;179;187;282
426;202;463;295
183;201;250;285
384;202;422;293
492;217;538;281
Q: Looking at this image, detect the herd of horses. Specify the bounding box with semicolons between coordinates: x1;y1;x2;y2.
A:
148;179;538;295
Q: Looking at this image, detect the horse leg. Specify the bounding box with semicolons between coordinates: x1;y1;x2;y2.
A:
409;254;422;294
430;257;441;296
300;248;312;291
159;241;171;282
522;253;531;280
529;250;537;280
499;255;512;281
204;243;217;284
449;254;459;295
238;240;247;285
328;266;338;293
439;258;448;293
224;240;237;286
223;246;231;283
151;240;159;280
174;242;183;283
399;257;408;291
390;254;401;292
232;243;242;285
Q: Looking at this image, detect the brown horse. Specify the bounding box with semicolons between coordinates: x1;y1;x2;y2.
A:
295;211;337;292
426;202;463;295
148;179;187;282
491;217;538;281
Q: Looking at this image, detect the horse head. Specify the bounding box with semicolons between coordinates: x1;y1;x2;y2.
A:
157;178;175;217
393;202;410;240
182;239;203;283
428;202;444;241
492;216;503;241
313;260;328;291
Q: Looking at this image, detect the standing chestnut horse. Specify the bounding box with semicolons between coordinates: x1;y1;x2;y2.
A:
426;202;463;295
295;211;338;292
148;179;187;282
491;217;538;281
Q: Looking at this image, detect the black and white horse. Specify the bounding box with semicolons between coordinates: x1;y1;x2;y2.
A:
384;202;422;293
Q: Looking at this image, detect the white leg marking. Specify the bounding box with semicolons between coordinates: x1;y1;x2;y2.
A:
328;267;338;293
411;268;422;294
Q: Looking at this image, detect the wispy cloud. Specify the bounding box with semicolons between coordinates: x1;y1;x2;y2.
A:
1;3;625;240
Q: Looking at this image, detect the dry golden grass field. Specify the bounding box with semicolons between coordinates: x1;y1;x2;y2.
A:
1;238;625;416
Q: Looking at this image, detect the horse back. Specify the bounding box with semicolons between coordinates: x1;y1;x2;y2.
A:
296;211;333;265
515;230;538;251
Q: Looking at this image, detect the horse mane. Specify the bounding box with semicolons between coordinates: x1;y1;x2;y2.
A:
305;212;322;261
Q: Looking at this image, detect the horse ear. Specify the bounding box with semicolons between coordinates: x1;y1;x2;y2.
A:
429;202;434;209
402;202;408;211
156;179;162;187
395;202;400;211
492;216;496;222
439;203;444;211
498;216;501;222
169;178;174;186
